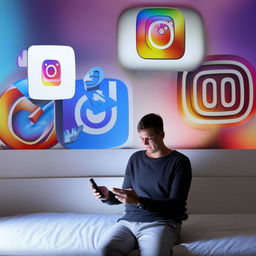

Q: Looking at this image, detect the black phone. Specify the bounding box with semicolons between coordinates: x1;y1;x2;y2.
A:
89;178;105;198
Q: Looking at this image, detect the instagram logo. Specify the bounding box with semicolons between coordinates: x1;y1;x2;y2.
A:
178;55;256;126
42;59;61;86
136;8;185;59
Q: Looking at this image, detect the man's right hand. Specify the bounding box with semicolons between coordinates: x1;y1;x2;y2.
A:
91;185;110;201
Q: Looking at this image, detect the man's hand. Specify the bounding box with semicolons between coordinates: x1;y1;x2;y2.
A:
112;188;139;204
91;185;110;201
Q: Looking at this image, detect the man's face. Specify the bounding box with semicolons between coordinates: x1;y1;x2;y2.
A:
139;127;164;154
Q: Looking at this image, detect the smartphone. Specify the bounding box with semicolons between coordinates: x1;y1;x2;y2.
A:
89;178;105;198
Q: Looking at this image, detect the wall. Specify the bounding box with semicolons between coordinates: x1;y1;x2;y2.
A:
0;149;256;178
0;149;256;216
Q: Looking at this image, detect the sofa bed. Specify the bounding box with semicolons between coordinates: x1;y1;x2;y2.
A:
0;149;256;255
0;212;256;255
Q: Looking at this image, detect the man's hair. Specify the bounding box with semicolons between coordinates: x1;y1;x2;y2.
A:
137;113;164;134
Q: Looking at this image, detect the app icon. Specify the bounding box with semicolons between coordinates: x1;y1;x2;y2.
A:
28;45;75;100
56;68;129;149
42;59;61;86
0;78;57;149
136;9;185;59
178;55;256;126
118;7;205;70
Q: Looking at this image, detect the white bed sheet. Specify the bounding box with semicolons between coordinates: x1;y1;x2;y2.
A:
174;214;256;256
0;213;120;256
0;213;256;256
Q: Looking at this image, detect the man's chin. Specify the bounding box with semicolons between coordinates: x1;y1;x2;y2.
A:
146;148;154;154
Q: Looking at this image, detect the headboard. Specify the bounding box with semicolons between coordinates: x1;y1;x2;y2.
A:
0;149;256;216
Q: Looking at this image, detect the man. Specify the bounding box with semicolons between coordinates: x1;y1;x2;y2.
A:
92;113;192;256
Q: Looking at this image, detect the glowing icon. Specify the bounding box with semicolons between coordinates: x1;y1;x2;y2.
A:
118;7;205;70
41;59;61;86
56;68;129;149
27;45;75;100
137;9;184;59
0;78;57;149
178;55;256;126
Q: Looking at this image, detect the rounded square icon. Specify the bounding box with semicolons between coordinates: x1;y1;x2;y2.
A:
42;60;61;86
118;7;205;71
136;8;185;59
0;78;57;149
28;45;76;100
177;55;256;126
55;78;129;149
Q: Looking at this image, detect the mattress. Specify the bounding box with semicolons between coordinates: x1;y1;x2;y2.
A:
174;214;256;256
0;213;119;256
0;213;256;256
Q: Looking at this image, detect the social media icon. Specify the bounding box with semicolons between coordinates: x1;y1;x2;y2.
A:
0;78;57;149
178;55;256;126
56;73;129;149
42;59;61;86
137;9;185;59
118;7;205;70
28;45;75;100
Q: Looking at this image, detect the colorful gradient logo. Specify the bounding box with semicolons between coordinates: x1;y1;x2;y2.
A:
42;59;61;86
178;55;256;126
136;8;185;59
0;79;57;149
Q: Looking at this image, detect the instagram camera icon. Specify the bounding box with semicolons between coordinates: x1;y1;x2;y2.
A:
136;8;185;59
178;55;256;126
42;59;61;86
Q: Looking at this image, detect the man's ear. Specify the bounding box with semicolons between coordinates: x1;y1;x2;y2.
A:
160;131;165;139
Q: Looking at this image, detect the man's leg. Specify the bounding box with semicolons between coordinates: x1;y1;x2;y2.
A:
97;221;138;256
136;221;181;256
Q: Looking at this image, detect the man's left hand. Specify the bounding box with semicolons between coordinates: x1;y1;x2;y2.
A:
112;188;139;204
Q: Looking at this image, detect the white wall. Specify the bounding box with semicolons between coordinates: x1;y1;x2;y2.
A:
0;149;255;178
0;149;256;216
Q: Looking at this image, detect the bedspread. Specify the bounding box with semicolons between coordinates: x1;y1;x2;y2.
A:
0;213;256;256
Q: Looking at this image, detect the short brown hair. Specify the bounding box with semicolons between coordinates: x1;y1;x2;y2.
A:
137;113;164;134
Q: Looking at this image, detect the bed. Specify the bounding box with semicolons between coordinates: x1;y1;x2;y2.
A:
0;149;256;256
0;212;256;256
